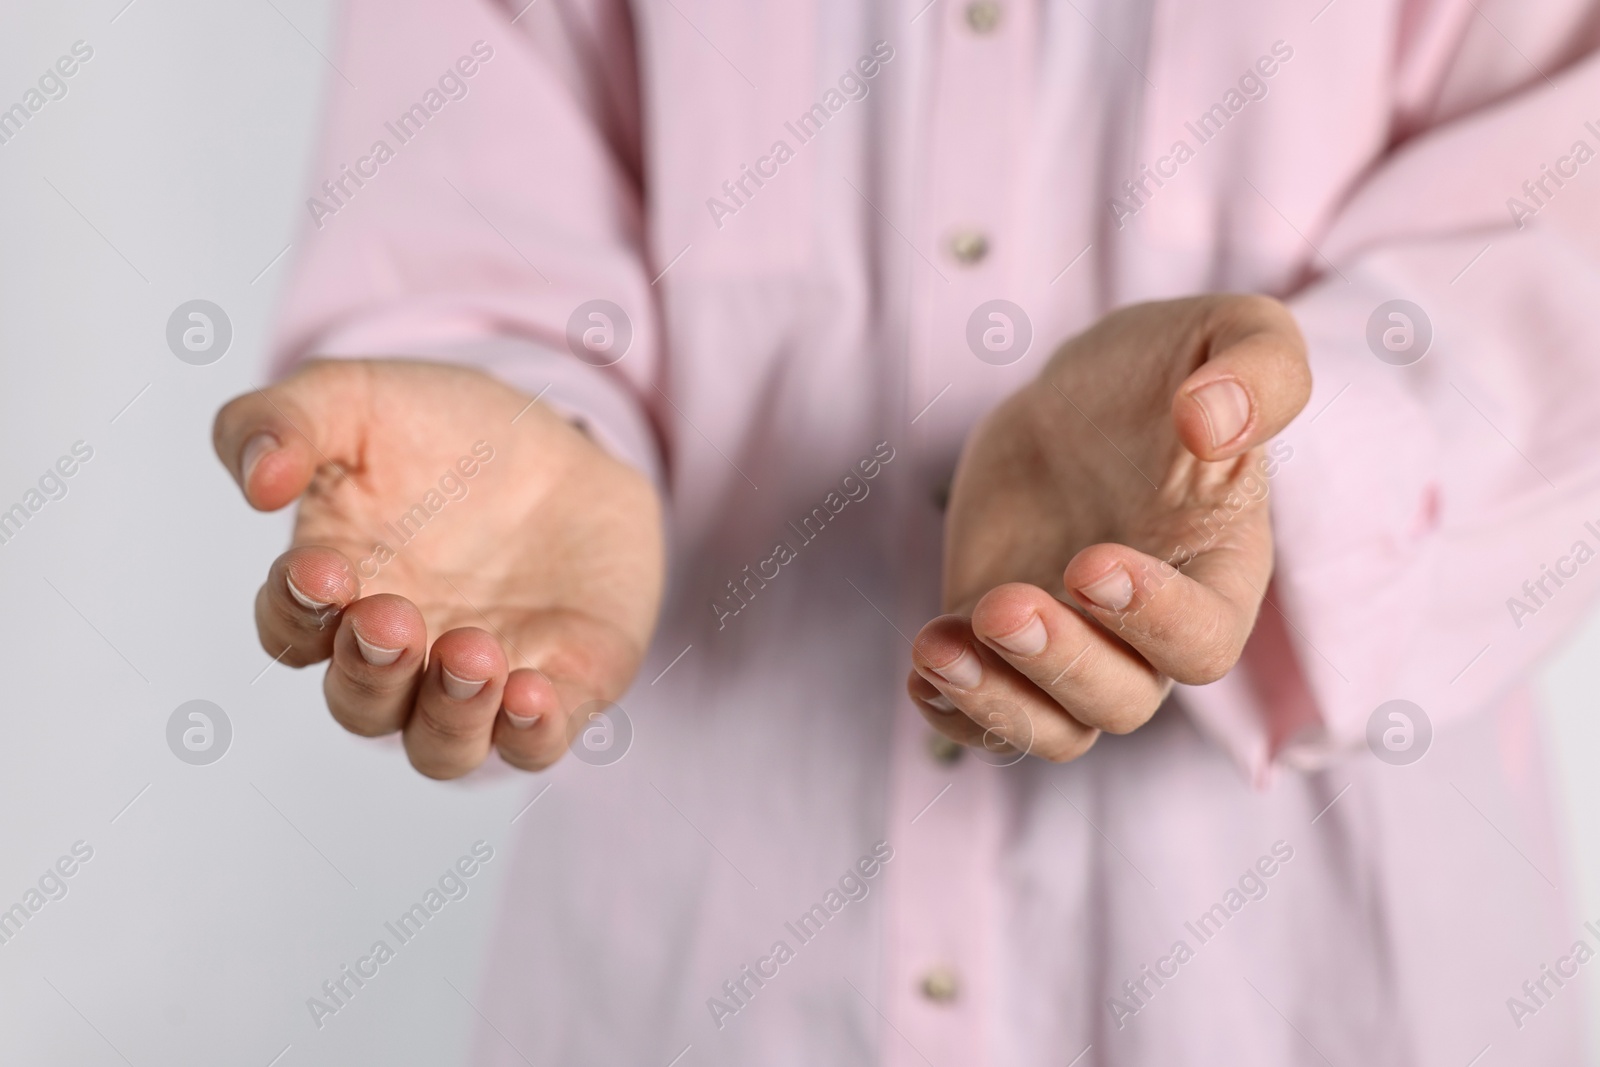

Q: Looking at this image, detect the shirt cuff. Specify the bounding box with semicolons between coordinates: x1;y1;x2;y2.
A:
1177;276;1444;787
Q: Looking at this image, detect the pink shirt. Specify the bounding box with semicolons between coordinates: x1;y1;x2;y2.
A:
275;0;1600;1062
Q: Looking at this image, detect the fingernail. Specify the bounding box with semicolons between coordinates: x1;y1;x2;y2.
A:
929;646;982;690
353;629;403;667
241;432;279;487
285;574;333;611
442;668;488;701
506;712;542;730
1078;567;1134;612
1191;380;1251;449
991;614;1047;657
923;694;958;714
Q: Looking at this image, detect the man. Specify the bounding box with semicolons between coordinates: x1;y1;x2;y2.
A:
214;0;1600;1061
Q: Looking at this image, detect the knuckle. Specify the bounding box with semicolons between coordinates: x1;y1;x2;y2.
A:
415;703;487;744
408;753;469;781
1179;625;1245;685
1034;728;1098;763
971;696;1025;737
1032;736;1077;763
327;705;391;738
919;702;981;745
1097;697;1159;735
1135;608;1183;648
404;735;482;780
333;666;401;703
496;743;561;773
1041;641;1096;693
323;681;399;738
271;598;340;638
259;634;317;669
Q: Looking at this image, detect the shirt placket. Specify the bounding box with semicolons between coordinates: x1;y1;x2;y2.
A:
883;2;1034;1066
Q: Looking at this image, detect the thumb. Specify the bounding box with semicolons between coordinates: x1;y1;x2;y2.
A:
1171;294;1312;462
212;359;367;512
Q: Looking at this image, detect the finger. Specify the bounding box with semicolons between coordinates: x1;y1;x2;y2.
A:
212;360;365;511
489;669;567;771
323;594;427;737
491;615;641;772
910;614;1100;763
1173;294;1311;461
403;627;508;780
1063;536;1268;687
968;583;1171;734
255;546;360;667
908;671;1015;754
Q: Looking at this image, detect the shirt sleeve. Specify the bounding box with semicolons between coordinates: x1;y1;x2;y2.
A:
1179;0;1600;786
267;0;664;486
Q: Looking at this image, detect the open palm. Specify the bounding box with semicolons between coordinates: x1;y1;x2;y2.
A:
910;296;1310;762
214;359;664;778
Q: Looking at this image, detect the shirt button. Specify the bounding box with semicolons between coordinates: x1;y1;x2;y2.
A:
948;230;989;266
930;476;951;511
920;967;961;1003
929;733;965;765
965;0;1002;33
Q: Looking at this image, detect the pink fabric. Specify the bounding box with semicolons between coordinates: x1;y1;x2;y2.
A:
273;0;1600;1062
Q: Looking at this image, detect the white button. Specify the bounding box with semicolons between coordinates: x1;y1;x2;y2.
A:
948;230;989;265
965;0;1001;34
920;966;960;1002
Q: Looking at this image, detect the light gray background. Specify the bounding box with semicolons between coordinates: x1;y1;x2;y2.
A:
0;3;524;1065
0;2;1595;1064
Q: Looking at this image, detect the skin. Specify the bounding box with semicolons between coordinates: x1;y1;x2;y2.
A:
212;358;664;779
907;294;1312;762
215;294;1307;778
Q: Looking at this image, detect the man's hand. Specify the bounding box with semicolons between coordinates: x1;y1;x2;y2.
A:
213;359;664;778
908;295;1311;762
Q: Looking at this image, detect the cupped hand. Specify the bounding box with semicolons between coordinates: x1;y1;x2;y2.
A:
908;295;1311;761
214;359;664;778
